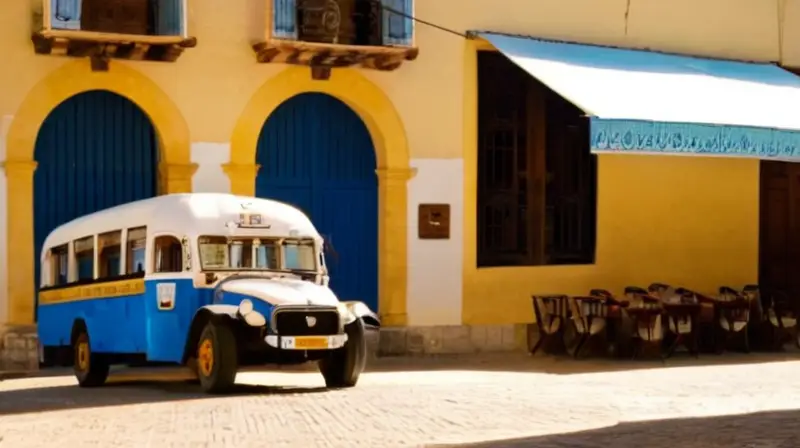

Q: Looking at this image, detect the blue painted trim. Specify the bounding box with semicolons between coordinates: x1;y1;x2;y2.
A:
590;118;800;158
381;0;413;46
155;0;184;36
50;0;81;30
272;0;298;40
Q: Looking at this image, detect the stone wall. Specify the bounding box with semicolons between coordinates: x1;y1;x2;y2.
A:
378;324;530;356
0;325;39;372
0;324;528;373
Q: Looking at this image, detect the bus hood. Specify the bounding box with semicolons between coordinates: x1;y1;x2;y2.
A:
219;277;339;307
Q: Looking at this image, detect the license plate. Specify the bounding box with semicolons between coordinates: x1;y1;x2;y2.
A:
295;337;329;349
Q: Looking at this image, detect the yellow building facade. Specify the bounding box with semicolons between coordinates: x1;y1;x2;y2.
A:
2;0;800;361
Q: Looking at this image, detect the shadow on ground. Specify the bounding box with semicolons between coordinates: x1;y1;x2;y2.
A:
0;378;327;416
367;349;800;375
435;409;800;447
7;349;800;381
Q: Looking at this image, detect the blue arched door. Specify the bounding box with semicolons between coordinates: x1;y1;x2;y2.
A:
34;90;158;306
256;93;379;312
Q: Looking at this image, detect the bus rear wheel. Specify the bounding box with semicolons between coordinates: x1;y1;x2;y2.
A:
196;321;238;394
72;330;109;387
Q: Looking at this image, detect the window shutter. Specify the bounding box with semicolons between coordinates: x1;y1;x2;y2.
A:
154;0;184;36
381;0;413;46
272;0;298;40
51;0;81;30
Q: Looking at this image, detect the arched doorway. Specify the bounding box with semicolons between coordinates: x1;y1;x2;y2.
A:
33;90;159;304
256;93;379;311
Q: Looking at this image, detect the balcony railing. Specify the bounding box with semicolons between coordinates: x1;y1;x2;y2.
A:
32;0;196;66
253;0;417;74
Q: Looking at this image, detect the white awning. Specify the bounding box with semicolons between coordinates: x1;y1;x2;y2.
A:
478;32;800;158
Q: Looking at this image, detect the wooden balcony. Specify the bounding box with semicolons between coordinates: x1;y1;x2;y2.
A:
253;0;418;78
31;0;196;70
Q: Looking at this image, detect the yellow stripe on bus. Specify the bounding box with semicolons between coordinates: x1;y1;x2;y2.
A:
39;278;146;305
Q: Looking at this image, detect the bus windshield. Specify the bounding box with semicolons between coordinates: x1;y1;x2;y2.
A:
198;236;317;272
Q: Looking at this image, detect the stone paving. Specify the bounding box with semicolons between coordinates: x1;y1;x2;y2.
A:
2;353;800;447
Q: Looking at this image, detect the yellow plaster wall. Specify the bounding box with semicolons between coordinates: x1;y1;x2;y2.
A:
0;0;789;326
462;154;760;325
460;37;761;325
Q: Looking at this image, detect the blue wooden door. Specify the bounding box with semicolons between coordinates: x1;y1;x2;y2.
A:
34;90;158;308
256;93;379;312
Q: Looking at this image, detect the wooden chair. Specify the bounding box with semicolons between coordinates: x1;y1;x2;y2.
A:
759;288;800;350
715;286;753;353
567;296;609;358
624;286;664;359
530;295;569;355
674;287;719;353
650;283;700;358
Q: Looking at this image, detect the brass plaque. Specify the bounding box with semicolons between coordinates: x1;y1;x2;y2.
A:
418;204;451;239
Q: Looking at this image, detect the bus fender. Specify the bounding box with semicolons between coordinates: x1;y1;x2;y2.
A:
182;305;239;363
339;301;380;329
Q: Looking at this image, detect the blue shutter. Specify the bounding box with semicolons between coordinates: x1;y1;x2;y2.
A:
381;0;413;46
155;0;184;36
50;0;81;30
272;0;298;40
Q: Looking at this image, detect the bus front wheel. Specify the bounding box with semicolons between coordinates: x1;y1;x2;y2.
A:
196;321;238;394
72;330;109;387
318;318;367;388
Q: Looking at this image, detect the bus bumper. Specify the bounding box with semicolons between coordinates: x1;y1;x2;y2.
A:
264;334;348;351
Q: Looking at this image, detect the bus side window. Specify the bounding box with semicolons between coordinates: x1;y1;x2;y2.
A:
49;244;69;286
73;236;94;281
154;235;183;273
98;230;122;279
127;226;147;275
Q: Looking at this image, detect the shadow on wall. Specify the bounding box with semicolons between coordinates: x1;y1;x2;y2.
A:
434;409;800;447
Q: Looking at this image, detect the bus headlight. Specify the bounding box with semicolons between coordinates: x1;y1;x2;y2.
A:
243;310;266;327
238;299;265;327
239;299;254;316
337;302;357;325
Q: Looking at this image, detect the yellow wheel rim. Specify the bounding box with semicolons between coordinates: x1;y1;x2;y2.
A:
198;339;214;377
77;341;89;371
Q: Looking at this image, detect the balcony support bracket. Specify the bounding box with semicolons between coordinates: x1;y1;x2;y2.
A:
252;39;418;72
310;66;332;81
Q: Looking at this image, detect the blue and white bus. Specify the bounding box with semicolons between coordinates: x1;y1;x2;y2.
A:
37;193;379;393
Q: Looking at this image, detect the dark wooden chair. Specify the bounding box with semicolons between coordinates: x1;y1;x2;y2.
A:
649;283;700;358
567;296;609;359
759;288;800;350
714;286;753;353
624;286;664;359
530;295;569;355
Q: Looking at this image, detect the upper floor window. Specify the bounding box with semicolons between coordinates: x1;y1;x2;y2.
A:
271;0;413;46
33;0;197;66
48;0;185;36
476;51;597;268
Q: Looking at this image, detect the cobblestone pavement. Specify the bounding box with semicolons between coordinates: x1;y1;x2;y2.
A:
2;353;800;447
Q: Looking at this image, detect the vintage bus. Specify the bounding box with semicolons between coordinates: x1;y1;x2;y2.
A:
37;193;379;393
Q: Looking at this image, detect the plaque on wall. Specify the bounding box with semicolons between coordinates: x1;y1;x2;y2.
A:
418;204;451;239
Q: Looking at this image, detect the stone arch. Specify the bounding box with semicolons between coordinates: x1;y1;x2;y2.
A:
226;67;414;326
3;60;196;325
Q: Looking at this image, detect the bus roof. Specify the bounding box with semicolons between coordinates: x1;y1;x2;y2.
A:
42;193;322;250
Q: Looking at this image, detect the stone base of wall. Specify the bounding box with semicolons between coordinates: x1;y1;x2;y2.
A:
0;325;40;372
0;324;529;373
378;324;530;356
